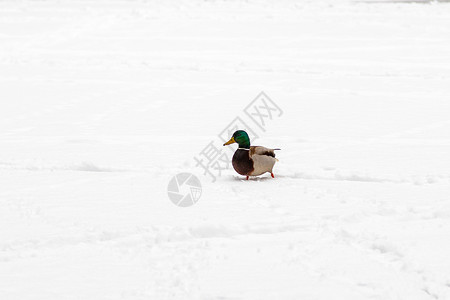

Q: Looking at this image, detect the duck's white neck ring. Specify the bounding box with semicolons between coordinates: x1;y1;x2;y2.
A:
238;148;250;150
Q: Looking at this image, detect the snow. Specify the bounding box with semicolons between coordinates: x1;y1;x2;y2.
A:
1;0;450;299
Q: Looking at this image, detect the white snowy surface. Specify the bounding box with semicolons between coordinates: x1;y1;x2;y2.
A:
1;0;450;299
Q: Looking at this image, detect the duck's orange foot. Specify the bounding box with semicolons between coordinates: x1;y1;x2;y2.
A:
246;176;249;180
271;173;274;178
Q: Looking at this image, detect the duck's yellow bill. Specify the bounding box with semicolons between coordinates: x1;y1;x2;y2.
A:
223;137;236;146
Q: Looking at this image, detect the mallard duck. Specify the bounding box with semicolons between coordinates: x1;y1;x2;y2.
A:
223;130;280;180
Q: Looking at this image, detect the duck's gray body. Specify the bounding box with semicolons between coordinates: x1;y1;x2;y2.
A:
232;146;278;176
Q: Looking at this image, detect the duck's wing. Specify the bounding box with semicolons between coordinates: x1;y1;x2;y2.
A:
249;146;279;176
249;146;280;158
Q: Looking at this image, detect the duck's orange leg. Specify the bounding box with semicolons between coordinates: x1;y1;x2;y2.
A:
246;176;249;180
271;173;274;178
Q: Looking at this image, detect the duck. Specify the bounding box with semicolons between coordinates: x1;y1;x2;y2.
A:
223;130;280;180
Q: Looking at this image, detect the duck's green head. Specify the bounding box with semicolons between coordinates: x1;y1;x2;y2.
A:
223;130;250;149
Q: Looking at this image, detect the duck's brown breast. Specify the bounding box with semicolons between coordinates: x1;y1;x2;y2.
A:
232;149;254;176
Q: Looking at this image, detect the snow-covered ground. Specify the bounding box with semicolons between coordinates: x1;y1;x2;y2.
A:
1;0;450;299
